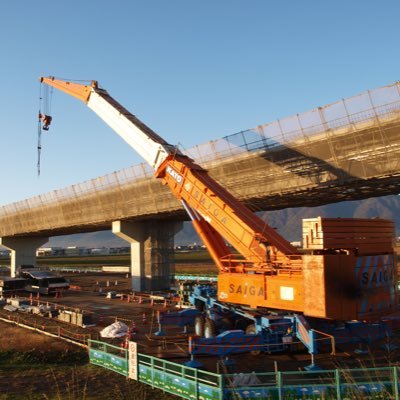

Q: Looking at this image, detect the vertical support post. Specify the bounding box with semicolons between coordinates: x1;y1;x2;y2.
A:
335;369;342;400
276;370;282;400
194;367;199;400
144;220;182;290
150;356;154;389
112;220;145;291
393;366;399;400
113;220;182;291
219;370;223;400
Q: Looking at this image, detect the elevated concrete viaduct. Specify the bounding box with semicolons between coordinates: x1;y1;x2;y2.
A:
1;82;400;289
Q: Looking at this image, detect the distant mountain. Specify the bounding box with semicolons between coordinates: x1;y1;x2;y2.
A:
42;194;400;248
46;231;127;248
261;195;400;242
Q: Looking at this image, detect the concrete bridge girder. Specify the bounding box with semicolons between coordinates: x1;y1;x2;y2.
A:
0;236;48;277
1;111;400;240
112;220;182;292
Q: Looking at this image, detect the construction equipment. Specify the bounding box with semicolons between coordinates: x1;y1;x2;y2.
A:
20;269;69;295
39;77;399;363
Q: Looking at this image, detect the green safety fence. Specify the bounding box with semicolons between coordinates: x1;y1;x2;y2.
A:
89;340;128;376
138;354;222;400
222;367;400;399
173;274;218;282
89;340;222;399
88;340;400;400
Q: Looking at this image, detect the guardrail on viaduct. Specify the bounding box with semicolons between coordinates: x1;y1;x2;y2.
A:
1;82;400;237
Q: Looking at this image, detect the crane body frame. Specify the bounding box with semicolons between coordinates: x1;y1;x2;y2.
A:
156;154;301;266
39;77;398;323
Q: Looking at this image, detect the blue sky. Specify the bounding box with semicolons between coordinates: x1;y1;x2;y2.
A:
0;1;399;206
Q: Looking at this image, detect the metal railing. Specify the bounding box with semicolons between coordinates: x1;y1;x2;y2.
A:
88;339;400;400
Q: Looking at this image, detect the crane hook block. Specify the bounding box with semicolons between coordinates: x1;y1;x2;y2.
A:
40;114;52;131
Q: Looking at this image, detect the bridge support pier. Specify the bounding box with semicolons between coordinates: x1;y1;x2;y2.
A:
0;237;48;277
112;220;182;292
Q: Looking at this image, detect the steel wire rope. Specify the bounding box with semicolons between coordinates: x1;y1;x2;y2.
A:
37;82;43;176
37;82;54;176
42;83;53;116
49;76;93;84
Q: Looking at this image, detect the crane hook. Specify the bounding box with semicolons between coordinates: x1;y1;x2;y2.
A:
39;113;52;131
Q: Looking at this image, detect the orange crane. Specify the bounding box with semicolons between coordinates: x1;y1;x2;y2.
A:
39;77;398;323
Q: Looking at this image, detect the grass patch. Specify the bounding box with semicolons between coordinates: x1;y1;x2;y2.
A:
173;249;212;263
0;348;87;367
0;363;178;400
2;251;216;269
0;348;176;399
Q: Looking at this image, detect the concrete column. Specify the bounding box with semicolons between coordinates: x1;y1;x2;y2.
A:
0;236;48;277
144;220;182;291
112;221;146;292
112;220;182;292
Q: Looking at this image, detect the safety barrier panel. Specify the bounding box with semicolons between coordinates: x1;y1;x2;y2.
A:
138;354;222;400
222;367;400;399
88;340;400;399
174;274;218;282
89;341;129;376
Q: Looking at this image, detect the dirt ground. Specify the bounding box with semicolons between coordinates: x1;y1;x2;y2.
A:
0;320;177;400
6;270;400;369
0;270;181;400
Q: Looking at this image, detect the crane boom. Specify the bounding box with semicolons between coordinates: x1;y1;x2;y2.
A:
38;76;398;320
40;76;300;272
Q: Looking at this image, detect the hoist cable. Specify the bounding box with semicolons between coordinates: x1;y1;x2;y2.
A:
37;82;43;176
43;84;49;115
48;86;53;115
37;114;42;176
37;80;55;176
52;76;92;83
